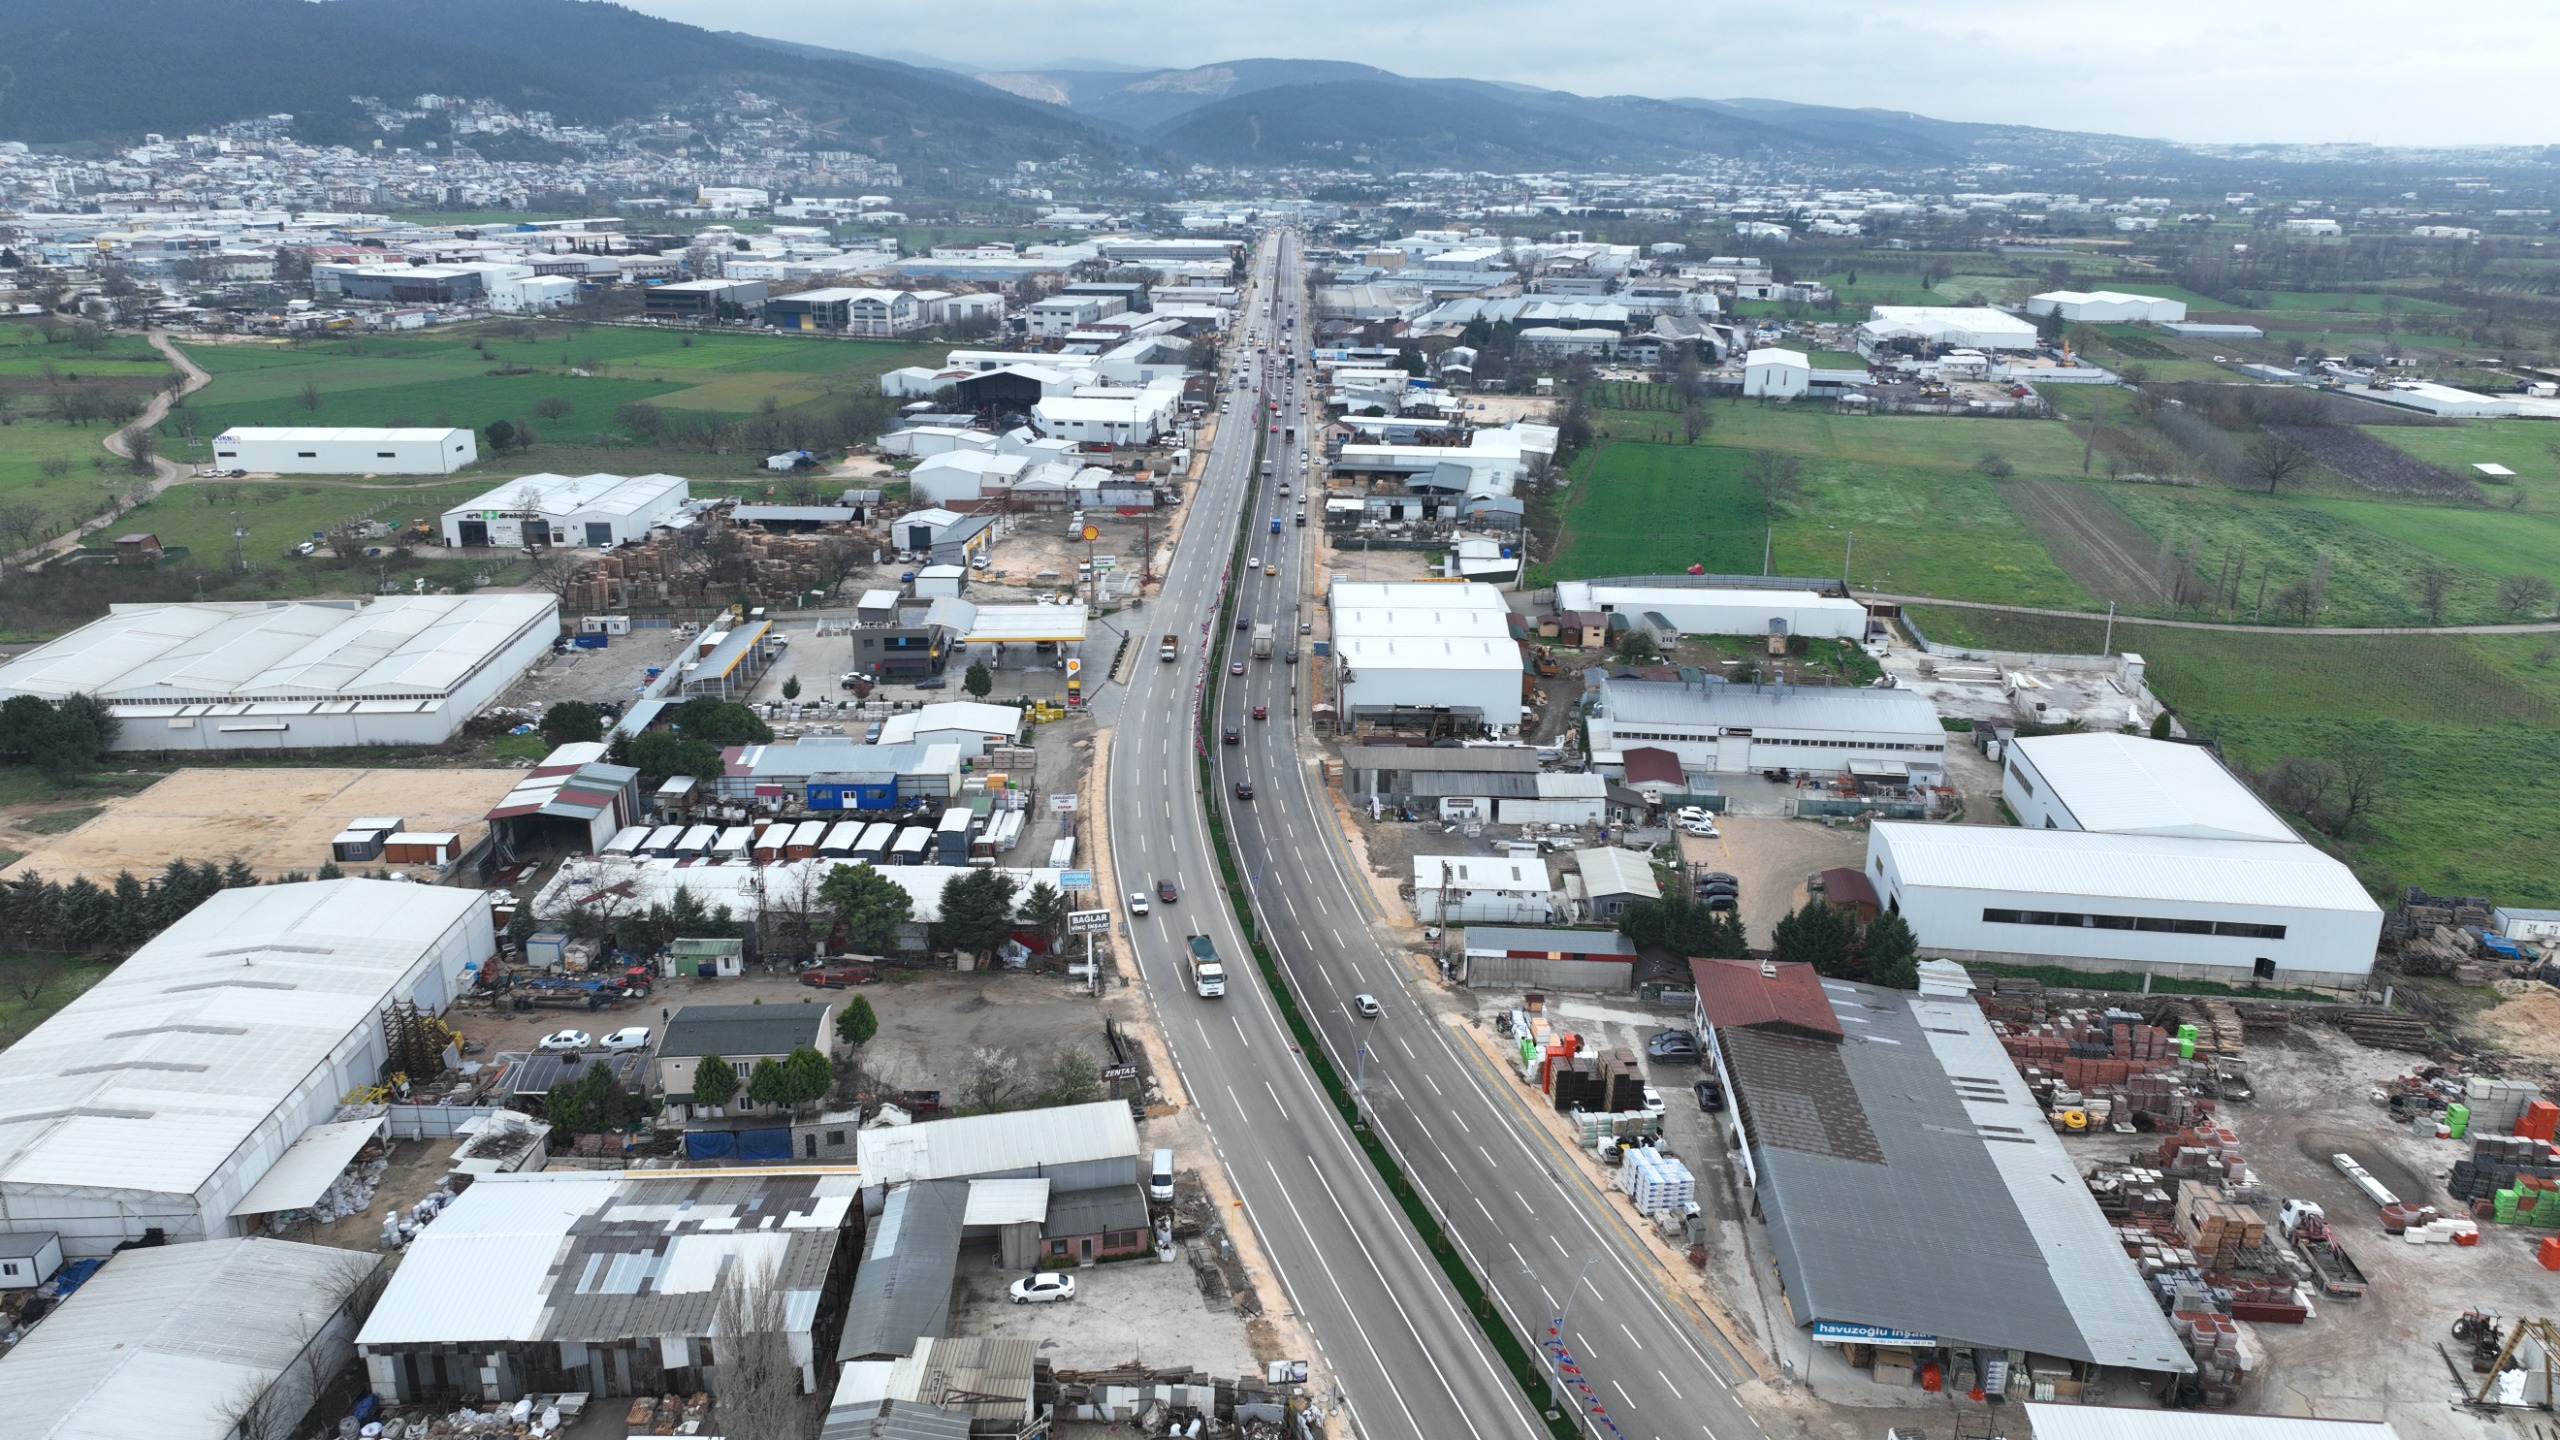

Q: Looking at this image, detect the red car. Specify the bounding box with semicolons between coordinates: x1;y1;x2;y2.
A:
799;964;877;989
1252;705;1268;720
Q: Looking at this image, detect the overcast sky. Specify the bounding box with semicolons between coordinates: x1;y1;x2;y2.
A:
618;0;2555;147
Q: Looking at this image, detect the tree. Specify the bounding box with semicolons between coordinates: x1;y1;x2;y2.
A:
1037;1046;1105;1106
0;692;118;776
2262;755;2337;821
963;659;993;700
485;418;518;454
671;695;774;746
746;1055;790;1109
690;1051;738;1108
2415;563;2454;625
539;701;603;747
2495;573;2555;618
2;952;64;1006
578;1058;630;1135
780;674;801;701
627;732;723;783
835;993;880;1049
1017;881;1071;951
1681;403;1710;445
1392;344;1427;377
710;1256;801;1440
2245;432;2312;494
543;1069;598;1144
936;867;1019;961
781;1045;834;1110
0;499;54;565
1974;451;2015;478
2150;710;2174;740
1743;450;1804;513
1862;912;1920;990
532;395;573;421
820;863;915;953
1771;897;1854;974
958;1045;1031;1112
2331;733;2388;834
296;381;321;412
1611;628;1660;663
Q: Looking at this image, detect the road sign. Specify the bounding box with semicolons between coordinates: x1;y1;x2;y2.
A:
1067;908;1113;935
1090;555;1116;571
1050;793;1079;813
1059;868;1095;889
1064;658;1082;676
1080;524;1101;542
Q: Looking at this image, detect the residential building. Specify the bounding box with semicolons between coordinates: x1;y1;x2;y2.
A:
657;1003;837;1117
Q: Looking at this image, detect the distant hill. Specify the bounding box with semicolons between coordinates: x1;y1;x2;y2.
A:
0;0;1119;174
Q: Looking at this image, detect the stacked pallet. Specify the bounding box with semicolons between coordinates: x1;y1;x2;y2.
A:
2181;1195;2267;1270
2196;1000;2247;1060
2330;1008;2433;1052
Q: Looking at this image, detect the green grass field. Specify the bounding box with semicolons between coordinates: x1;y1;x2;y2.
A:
2099;485;2524;626
2303;497;2560;588
1598;398;2097;475
168;325;937;466
2362;421;2559;484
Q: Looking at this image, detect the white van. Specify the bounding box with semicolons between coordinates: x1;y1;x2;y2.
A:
1148;1148;1176;1203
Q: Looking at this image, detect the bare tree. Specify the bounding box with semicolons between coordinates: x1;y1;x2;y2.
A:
533;395;574;421
524;548;588;600
958;1045;1032;1113
2331;735;2388;833
0;499;52;565
324;520;371;568
3;953;65;1006
2415;563;2453;625
2246;432;2312;494
711;1255;802;1440
2261;756;2337;819
296;381;322;412
2495;573;2555;618
1742;450;1804;514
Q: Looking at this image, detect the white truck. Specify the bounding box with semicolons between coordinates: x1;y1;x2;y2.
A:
1185;933;1228;998
1251;623;1275;659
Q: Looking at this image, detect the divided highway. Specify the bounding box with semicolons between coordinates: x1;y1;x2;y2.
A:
1104;232;1764;1440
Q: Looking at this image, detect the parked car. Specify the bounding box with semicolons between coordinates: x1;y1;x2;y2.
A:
1128;891;1151;917
1640;1085;1667;1119
537;1028;593;1052
1009;1273;1076;1305
1158;878;1179;903
1693;1077;1727;1112
799;965;877;989
1678;818;1719;838
1646;1030;1700;1062
912;676;946;690
1353;993;1382;1019
600;1027;653;1053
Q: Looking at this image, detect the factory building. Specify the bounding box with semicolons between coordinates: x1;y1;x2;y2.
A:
212;426;478;475
1857;306;2043;356
1327;580;1526;729
0;595;558;751
1552;579;1872;643
1867;732;2381;986
0;881;491;1256
439;471;690;549
2026;291;2189;326
1586;676;1945;777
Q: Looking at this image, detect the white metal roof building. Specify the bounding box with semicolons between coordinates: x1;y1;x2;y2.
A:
1742;347;1813;399
1588;677;1946;775
0;881;492;1256
2025;291;2188;325
439;471;691;548
0;595;558;751
212;426;478;475
1414;854;1558;926
0;1237;380;1440
2003;733;2298;843
856;1101;1141;1193
1327;581;1525;727
2021;1409;2398;1440
1865;822;2382;987
356;1170;861;1402
1858;306;2043;354
1553;580;1869;642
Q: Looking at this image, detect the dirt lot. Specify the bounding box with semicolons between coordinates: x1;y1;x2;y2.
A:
0;766;522;882
2467;982;2560;1074
1682;815;1869;943
501;625;700;711
950;1243;1261;1376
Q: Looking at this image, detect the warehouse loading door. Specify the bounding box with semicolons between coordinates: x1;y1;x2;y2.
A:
457;520;488;546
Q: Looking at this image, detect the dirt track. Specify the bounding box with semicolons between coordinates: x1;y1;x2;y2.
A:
2001;478;2166;608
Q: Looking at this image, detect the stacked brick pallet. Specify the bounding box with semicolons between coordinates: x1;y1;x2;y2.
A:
2448;1134;2560;1210
2155;1124;2257;1194
2181;1195;2267;1270
557;522;881;613
2165;1310;2243;1406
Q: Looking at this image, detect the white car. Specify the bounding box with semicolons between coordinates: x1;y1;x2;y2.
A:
600;1027;652;1053
1353;993;1382;1019
1678;818;1719;838
1128;890;1151;917
1640;1085;1667;1119
536;1029;593;1052
1246;555;1260;569
1010;1272;1076;1304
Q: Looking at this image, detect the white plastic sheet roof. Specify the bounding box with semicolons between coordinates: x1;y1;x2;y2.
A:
228;1115;384;1216
2008;733;2298;843
0;881;481;1202
0;595;555;703
1872;822;2381;913
2;1237;374;1440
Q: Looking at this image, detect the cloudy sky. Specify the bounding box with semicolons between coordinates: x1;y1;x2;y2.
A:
618;0;2554;147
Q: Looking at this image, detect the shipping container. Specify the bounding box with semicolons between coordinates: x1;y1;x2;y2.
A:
889;827;932;865
821;821;865;857
712;825;755;859
854;821;897;863
786;819;828;859
600;825;651;858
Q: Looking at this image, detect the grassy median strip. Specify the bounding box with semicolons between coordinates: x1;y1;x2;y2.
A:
1194;420;1577;1439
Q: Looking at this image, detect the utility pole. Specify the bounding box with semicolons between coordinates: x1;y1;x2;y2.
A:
2102;599;2116;655
1763;526;1772;576
1842;530;1854;588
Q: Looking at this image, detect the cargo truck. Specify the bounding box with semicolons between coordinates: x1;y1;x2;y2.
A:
1251;623;1274;659
1185;933;1228;997
2281;1201;2370;1298
1160;633;1179;662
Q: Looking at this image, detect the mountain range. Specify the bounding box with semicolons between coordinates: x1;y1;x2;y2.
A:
0;0;2204;176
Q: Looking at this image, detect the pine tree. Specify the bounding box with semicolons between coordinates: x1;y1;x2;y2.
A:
747;1056;790;1109
691;1052;738;1109
1863;912;1921;990
836;993;879;1049
1771;897;1854;975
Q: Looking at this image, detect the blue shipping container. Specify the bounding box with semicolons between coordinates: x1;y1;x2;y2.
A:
573;633;609;649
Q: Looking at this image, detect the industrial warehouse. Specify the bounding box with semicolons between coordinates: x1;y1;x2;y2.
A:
1325;579;1526;726
212;426;479;475
1585;674;1947;775
438;471;692;549
0;880;491;1255
1867;733;2385;986
0;594;559;751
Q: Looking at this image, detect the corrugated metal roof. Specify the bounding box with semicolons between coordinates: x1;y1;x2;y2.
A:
1574;847;1659;901
1872;822;2381;913
1461;926;1637;959
962;1178;1049;1226
838;1180;966;1361
1691;959;1842;1039
0;881;482;1204
820;1398;976;1440
358;1171;859;1351
857;1102;1139;1187
444;471;689;521
1599;677;1942;738
1732;980;2190;1371
2021;1407;2392;1440
4;1238;379;1440
2010;733;2298;843
1044;1182;1147;1236
0;595;556;704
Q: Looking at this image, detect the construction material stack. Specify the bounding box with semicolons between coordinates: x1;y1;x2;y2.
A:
1621;1148;1694;1215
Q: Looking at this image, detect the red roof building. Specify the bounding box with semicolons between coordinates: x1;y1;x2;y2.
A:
1687;958;1843;1041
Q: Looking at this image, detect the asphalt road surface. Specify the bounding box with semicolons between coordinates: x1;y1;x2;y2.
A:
1102;232;1766;1440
